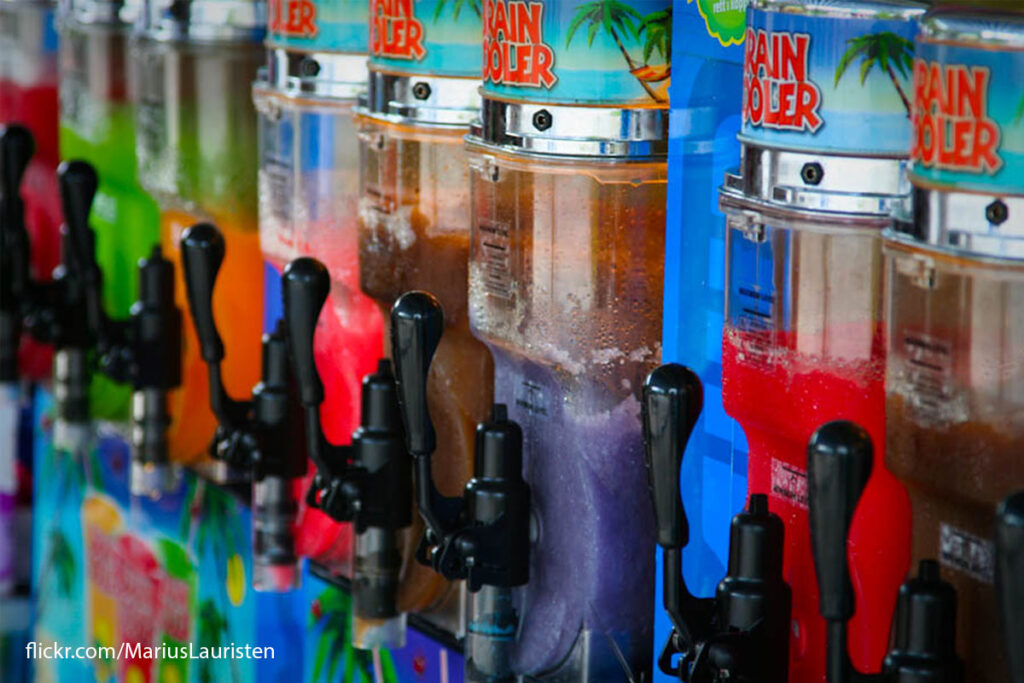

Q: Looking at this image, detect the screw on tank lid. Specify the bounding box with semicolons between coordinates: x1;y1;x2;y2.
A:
893;9;1024;262
134;0;266;42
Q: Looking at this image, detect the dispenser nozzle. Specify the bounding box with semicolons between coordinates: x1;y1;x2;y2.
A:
390;291;443;458
997;491;1024;683
643;364;791;681
808;422;963;683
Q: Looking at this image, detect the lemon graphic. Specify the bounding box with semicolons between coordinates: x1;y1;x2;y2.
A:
159;662;184;683
126;664;147;683
94;618;114;648
226;553;246;606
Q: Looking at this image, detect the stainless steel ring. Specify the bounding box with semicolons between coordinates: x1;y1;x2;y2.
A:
467;96;668;159
133;0;265;43
262;47;366;101
357;69;480;128
721;142;911;218
892;186;1024;261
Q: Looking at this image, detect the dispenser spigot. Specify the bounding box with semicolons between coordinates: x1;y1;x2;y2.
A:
808;421;963;683
997;491;1024;683
180;224;311;588
389;291;463;550
0;125;35;382
283;258;414;640
643;363;790;682
129;246;183;497
181;223;256;468
281;257;412;530
389;290;530;681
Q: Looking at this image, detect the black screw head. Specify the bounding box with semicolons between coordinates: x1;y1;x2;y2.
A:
412;82;431;100
986;199;1009;226
532;109;553;132
801;162;824;186
300;57;320;78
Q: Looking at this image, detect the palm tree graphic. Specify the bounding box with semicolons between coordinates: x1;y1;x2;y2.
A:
835;31;915;115
310;587;397;681
566;0;670;102
432;0;481;21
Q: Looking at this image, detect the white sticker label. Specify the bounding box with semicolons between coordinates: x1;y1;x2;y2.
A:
771;458;808;509
940;522;994;584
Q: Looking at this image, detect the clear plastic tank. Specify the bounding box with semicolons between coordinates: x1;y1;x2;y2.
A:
131;19;265;467
59;8;161;421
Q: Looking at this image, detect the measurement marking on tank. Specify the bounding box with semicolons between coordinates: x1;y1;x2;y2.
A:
939;523;994;584
262;157;294;220
901;333;955;422
771;458;808;509
479;220;512;300
514;380;548;417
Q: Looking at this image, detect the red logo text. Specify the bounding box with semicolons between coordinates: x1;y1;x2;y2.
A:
370;0;426;61
483;0;556;89
912;59;1002;174
269;0;318;38
743;29;822;133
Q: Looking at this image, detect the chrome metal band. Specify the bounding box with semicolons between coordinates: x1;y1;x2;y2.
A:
59;0;124;25
133;0;264;43
261;47;366;101
467;97;668;159
891;186;1024;261
357;69;480;128
721;143;911;217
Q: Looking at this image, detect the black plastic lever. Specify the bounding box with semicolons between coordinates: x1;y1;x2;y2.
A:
643;363;790;682
56;160;105;344
808;421;962;683
0;125;34;381
997;491;1024;683
642;364;709;651
281;257;343;478
181;223;251;433
281;257;412;535
390;291;463;544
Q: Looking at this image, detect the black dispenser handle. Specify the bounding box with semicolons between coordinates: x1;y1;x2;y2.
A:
390;291;442;458
642;364;706;646
0;125;35;381
807;420;872;683
997;491;1024;683
181;224;225;364
181;223;249;429
808;421;872;621
390;291;462;543
644;363;791;681
281;257;341;479
57;160;104;339
643;363;702;551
